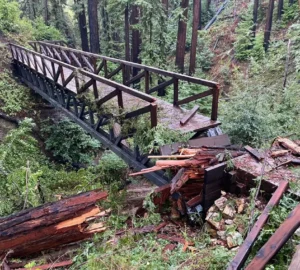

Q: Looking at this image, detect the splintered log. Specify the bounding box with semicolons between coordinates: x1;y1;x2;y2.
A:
246;200;300;270
0;190;107;257
156;159;208;167
277;137;300;155
271;150;289;158
228;181;289;270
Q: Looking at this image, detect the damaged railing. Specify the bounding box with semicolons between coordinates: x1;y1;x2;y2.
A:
28;41;220;121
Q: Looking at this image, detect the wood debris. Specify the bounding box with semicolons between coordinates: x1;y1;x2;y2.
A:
0;190;108;258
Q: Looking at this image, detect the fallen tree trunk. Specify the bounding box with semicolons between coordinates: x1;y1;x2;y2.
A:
0;190;108;258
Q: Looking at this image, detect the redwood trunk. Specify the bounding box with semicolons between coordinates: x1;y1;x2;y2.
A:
77;0;89;52
130;5;142;76
253;0;259;36
162;0;169;14
43;0;49;24
277;0;284;20
88;0;100;53
175;0;189;73
264;0;275;51
189;0;201;75
124;4;130;80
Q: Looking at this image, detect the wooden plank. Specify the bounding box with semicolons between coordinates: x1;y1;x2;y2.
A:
107;64;123;79
124;105;151;119
82;55;94;72
177;89;213;106
13;260;73;270
189;134;231;148
245;201;300;270
148;78;174;94
289;245;300;270
180;105;199;126
228;181;289;270
186;193;203;207
171;168;186;194
244;145;264;161
125;70;145;85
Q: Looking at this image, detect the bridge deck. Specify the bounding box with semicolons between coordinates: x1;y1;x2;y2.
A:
33;56;219;133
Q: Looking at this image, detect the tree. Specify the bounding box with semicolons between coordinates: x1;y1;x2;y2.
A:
43;0;49;24
88;0;100;53
175;0;189;73
130;5;141;76
264;0;275;51
189;0;201;75
277;0;284;20
253;0;259;36
76;0;89;52
124;4;130;80
162;0;168;14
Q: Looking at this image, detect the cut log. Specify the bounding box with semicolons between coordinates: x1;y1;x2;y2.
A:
0;190;107;258
277;137;300;155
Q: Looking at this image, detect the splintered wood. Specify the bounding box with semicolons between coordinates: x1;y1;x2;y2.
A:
0;190;108;258
130;147;244;213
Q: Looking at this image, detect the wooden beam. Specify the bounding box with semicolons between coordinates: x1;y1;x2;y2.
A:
148;78;174;94
246;198;300;270
125;71;145;85
177;89;213;106
289;245;300;270
95;89;118;107
180;105;199;126
228;181;289;270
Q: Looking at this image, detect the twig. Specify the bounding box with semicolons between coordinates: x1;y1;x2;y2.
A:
23;160;30;210
0;250;13;267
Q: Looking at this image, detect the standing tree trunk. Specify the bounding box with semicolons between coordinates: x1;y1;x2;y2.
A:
130;5;141;76
43;0;49;24
124;4;130;80
207;0;211;10
162;0;169;15
253;0;259;36
189;0;201;75
175;0;189;73
88;0;100;53
277;0;284;20
76;0;89;52
264;0;275;51
198;0;202;29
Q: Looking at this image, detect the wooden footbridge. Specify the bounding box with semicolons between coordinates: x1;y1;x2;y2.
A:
9;41;221;186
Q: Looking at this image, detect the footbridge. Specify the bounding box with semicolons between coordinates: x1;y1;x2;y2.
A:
8;41;221;186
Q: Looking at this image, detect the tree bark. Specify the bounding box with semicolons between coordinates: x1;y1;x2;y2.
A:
88;0;100;53
43;0;49;24
175;0;189;73
76;0;89;52
277;0;284;20
253;0;259;36
263;0;275;51
162;0;169;15
130;5;142;76
189;0;201;75
207;0;211;10
124;4;130;80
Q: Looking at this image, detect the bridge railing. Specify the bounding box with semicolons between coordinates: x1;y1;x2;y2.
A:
9;43;158;128
28;41;220;121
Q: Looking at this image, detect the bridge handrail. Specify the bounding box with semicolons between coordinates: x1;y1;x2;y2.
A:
28;41;219;121
9;43;158;127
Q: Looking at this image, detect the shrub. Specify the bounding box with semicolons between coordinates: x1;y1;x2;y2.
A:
0;72;32;115
41;119;101;165
32;17;64;41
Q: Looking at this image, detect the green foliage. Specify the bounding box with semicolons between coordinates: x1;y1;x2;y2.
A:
96;151;127;185
197;32;214;71
281;2;299;26
0;118;46;215
0;0;25;33
133;118;192;154
234;6;254;61
41;119;101;164
0;72;32;115
32;17;64;41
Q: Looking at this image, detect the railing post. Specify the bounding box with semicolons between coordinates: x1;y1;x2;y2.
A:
145;70;150;93
211;85;219;121
173;78;179;106
103;60;108;77
92;57;99;99
117;88;124;109
150;103;158;128
122;63;126;85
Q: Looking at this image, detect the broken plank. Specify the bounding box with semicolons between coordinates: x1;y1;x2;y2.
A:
180;105;199;126
277;137;300;155
245;200;300;270
188;134;231;148
228;180;289;270
186;193;203;207
171;168;186;194
244;145;264;161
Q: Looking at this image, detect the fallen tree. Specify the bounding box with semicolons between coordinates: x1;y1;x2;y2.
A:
0;189;108;258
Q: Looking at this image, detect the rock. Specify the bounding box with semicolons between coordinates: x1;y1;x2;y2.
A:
226;232;243;248
217;230;227;240
222;205;236;219
225;219;233;225
215;197;227;211
205;212;222;230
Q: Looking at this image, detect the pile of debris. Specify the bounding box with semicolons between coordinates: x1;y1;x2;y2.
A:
130;145;244;218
